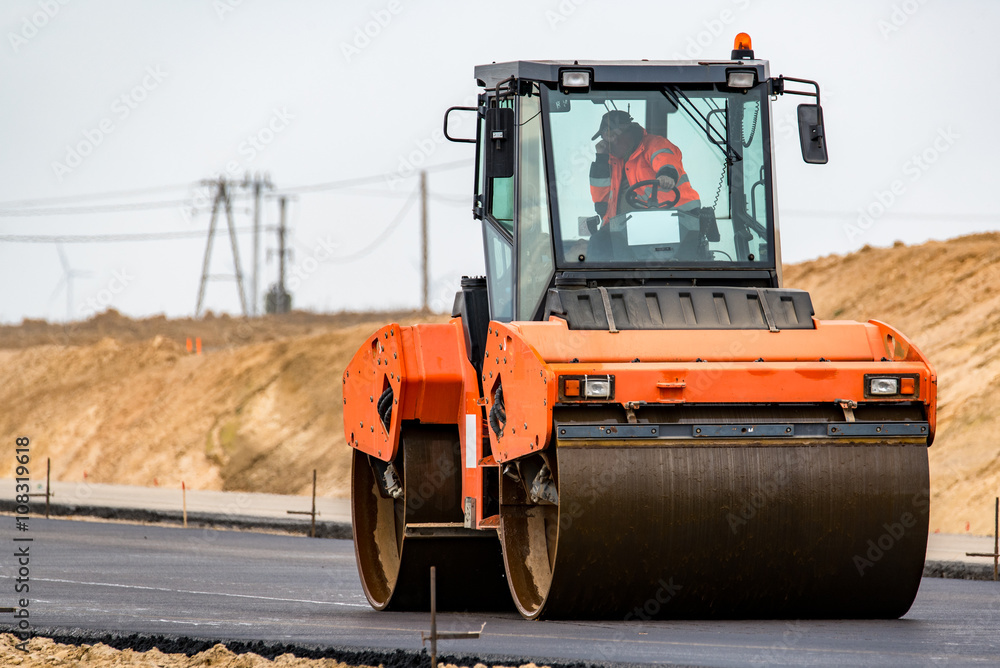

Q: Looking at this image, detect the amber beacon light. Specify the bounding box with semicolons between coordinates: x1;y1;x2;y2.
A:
732;32;754;59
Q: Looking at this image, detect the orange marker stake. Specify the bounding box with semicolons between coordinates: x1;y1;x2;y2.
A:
196;338;202;355
186;338;192;353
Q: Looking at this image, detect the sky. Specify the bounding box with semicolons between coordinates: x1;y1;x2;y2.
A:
0;0;995;323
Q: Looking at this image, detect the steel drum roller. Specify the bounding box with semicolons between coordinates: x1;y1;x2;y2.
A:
352;425;510;611
500;441;929;619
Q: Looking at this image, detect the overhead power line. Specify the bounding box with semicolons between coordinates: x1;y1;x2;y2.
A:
0;182;196;209
270;160;469;196
323;188;420;263
0;161;471;218
0;227;262;243
0;198;198;217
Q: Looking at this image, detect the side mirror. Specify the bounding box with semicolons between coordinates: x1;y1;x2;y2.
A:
797;104;828;164
486;107;515;178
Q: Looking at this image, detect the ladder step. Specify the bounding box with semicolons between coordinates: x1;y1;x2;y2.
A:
404;522;487;539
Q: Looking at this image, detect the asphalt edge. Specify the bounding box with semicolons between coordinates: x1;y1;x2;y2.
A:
0;500;353;539
922;559;997;581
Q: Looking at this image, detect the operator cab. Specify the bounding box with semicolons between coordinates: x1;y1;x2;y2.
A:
445;38;826;326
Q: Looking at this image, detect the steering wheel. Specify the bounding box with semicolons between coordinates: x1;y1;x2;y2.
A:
624;179;681;210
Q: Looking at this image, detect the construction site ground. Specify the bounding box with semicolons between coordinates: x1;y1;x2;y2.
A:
2;234;998;534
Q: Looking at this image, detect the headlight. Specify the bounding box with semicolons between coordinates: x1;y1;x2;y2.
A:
584;377;612;398
869;377;900;395
560;374;614;401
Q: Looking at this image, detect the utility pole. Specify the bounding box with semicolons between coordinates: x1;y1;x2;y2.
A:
196;178;248;317
420;169;429;312
265;196;292;315
251;173;272;317
278;196;288;313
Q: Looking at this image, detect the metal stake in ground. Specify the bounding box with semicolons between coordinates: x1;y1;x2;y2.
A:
287;469;319;537
28;457;53;519
966;496;1000;581
421;566;486;668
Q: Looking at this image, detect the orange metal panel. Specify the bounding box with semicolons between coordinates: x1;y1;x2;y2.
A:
481;322;558;463
519;317;876;363
865;319;937;442
398;324;465;424
481;316;937;463
549;361;932;405
343;322;468;462
343;324;405;461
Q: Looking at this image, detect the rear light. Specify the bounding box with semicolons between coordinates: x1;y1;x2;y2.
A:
560;375;615;401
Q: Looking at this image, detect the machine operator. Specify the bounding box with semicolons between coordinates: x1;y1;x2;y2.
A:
589;110;702;223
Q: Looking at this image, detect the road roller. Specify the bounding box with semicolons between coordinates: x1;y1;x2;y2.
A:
343;35;937;619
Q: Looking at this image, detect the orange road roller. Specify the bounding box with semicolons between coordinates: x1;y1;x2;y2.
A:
344;35;936;620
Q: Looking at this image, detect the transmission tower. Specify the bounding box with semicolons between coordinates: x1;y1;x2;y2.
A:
195;178;248;317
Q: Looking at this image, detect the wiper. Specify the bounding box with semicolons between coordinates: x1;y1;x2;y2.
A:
662;86;741;164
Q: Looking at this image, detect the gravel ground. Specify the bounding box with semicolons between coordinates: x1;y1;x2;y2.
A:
0;635;555;668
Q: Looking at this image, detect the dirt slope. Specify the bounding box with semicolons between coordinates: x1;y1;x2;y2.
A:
1;235;997;532
785;233;1000;535
0;311;446;498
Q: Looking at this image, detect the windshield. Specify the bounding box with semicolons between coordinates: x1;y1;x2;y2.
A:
544;85;772;269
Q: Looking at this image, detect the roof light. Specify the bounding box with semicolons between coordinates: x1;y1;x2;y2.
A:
727;71;756;88
560;70;591;89
731;32;754;60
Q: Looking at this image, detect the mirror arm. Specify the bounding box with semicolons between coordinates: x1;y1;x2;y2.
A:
772;75;821;106
443;106;479;144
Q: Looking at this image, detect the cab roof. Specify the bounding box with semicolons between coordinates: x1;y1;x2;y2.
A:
474;59;769;89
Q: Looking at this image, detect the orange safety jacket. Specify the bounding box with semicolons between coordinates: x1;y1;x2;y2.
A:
590;131;701;222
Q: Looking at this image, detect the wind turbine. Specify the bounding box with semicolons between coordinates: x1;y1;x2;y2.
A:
48;245;94;322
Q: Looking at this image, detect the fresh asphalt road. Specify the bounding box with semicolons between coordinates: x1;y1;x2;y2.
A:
1;519;998;667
